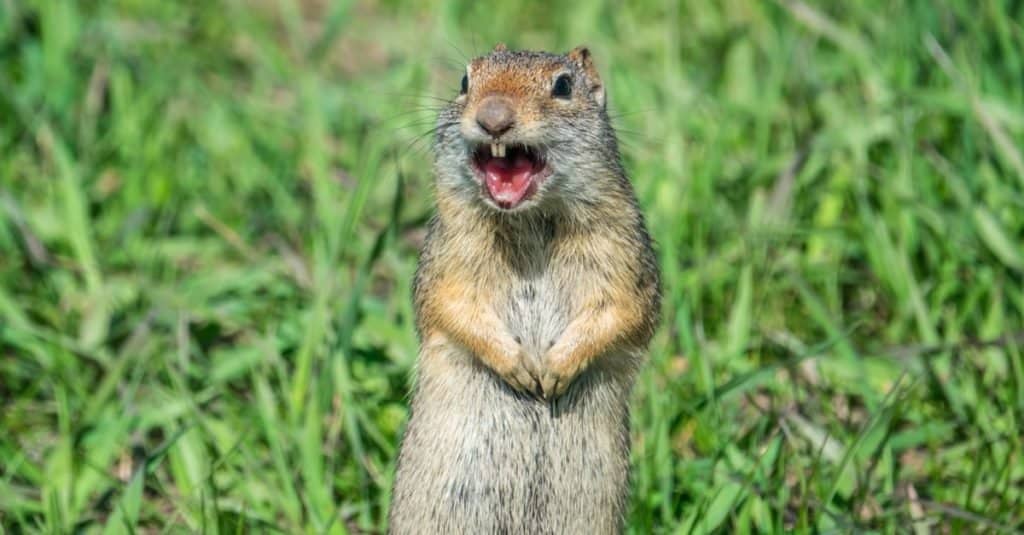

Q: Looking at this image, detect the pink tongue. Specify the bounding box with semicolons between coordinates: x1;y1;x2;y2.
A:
483;154;534;207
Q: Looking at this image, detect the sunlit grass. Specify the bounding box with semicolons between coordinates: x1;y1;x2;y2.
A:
1;0;1022;532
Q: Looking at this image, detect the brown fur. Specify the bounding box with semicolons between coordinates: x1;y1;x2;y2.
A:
389;45;661;534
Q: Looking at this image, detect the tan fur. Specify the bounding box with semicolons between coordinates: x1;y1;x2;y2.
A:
389;46;661;534
463;60;566;126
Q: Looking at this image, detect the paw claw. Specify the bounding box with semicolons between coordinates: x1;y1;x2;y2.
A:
503;365;535;396
539;371;574;401
498;354;547;400
496;349;582;402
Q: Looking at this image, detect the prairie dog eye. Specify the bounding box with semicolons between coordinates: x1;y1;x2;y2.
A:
460;74;468;95
551;74;572;99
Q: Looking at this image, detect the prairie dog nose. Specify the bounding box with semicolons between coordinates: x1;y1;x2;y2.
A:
476;97;515;137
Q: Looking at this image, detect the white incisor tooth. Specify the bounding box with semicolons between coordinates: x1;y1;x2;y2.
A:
490;143;499;157
497;143;506;158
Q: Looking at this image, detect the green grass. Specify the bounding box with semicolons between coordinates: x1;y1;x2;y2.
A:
2;0;1023;532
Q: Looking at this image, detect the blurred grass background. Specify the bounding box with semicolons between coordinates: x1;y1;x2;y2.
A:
2;0;1023;532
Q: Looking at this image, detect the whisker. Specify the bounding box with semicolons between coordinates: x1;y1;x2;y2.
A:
399;121;458;159
387;119;446;135
376;108;445;126
608;108;656;120
374;91;455;105
444;38;470;65
431;56;466;74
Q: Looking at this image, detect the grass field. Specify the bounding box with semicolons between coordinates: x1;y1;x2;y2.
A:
2;0;1023;532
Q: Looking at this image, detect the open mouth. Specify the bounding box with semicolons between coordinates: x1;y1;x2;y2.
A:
471;143;549;210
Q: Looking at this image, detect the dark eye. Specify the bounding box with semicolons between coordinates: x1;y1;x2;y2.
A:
552;74;572;98
460;74;468;95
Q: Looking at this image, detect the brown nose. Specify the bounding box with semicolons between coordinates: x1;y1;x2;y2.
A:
476;97;515;137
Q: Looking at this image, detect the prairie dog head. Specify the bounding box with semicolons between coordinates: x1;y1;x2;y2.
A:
434;44;618;213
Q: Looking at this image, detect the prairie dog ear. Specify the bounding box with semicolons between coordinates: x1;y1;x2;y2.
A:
493;42;508;52
568;46;605;108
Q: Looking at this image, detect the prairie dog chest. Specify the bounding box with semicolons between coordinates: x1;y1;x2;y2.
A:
475;213;584;354
499;273;572;356
491;216;581;355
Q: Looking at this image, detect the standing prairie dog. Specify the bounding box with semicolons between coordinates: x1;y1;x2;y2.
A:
389;44;661;534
